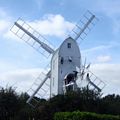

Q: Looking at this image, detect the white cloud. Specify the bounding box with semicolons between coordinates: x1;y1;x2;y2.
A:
0;68;43;93
90;63;120;95
0;60;18;73
96;55;111;63
0;20;10;33
29;14;74;38
4;14;74;42
0;63;120;96
82;44;112;54
3;29;21;42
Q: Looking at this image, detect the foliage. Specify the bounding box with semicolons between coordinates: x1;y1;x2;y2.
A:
0;86;120;119
0;87;20;119
54;111;120;120
0;87;38;119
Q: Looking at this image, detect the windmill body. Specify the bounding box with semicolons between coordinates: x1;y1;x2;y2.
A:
50;37;81;97
11;11;106;107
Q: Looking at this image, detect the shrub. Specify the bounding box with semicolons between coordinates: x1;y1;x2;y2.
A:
54;111;120;120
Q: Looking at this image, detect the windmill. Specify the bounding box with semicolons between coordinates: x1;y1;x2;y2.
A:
11;11;106;108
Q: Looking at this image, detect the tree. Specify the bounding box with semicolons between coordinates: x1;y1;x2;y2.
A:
0;87;20;119
0;86;120;120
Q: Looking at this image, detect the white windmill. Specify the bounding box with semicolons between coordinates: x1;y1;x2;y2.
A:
11;11;106;108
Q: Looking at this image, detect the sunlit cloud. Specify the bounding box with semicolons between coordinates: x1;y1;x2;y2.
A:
0;63;120;95
96;55;111;63
0;20;10;33
0;68;43;93
90;63;120;95
4;14;74;42
29;14;74;38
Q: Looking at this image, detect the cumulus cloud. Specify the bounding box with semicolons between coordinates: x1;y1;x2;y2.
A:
29;14;74;38
0;60;16;73
90;63;120;95
0;20;10;33
0;68;44;93
0;59;50;96
0;63;120;96
4;14;74;42
96;55;111;63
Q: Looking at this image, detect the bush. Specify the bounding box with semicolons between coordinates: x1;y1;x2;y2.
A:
54;111;120;120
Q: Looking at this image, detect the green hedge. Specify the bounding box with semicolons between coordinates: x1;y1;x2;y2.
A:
54;111;120;120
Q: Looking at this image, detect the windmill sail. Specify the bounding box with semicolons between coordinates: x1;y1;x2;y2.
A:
69;10;98;43
86;71;106;92
11;18;55;57
10;11;105;109
27;70;51;108
10;18;54;107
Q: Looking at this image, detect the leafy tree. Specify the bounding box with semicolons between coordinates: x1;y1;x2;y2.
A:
0;87;20;119
0;86;120;120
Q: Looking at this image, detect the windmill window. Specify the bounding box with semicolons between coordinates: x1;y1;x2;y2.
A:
67;43;71;48
61;57;64;64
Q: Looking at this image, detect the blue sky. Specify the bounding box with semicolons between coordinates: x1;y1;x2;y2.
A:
0;0;120;95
